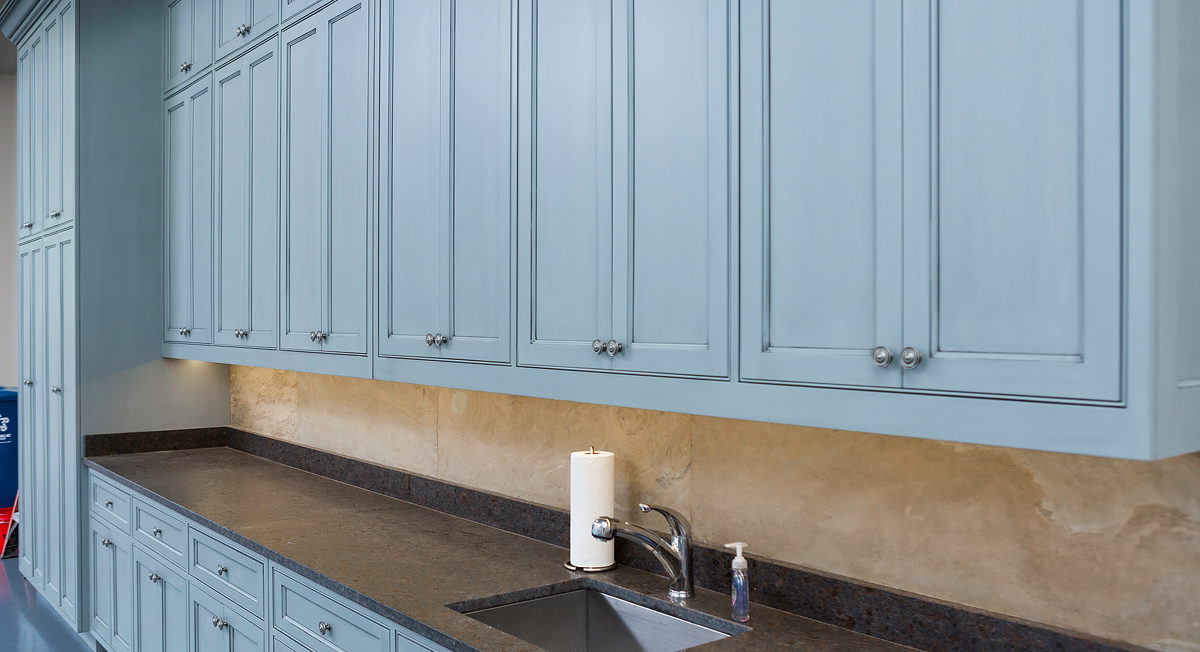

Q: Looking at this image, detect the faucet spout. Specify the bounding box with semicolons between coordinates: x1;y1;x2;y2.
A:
591;505;694;601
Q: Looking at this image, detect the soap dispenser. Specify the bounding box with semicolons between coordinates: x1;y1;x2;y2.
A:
724;542;750;622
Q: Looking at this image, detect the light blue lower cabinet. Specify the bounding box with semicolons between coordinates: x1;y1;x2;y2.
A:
88;516;134;652
132;545;189;652
190;580;268;652
272;633;312;651
271;564;389;652
396;629;451;652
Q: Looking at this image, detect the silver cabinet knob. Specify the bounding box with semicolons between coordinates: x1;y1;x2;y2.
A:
100;538;112;547
179;61;192;73
592;339;604;355
22;221;33;229
433;333;448;346
318;621;332;635
104;500;113;508
605;340;623;357
49;386;61;394
871;346;893;368
216;565;229;575
425;333;435;346
148;572;162;583
314;330;328;342
48;210;61;218
212;616;219;627
309;331;317;342
151;527;162;536
22;379;32;386
212;617;228;630
901;347;922;369
236;24;250;36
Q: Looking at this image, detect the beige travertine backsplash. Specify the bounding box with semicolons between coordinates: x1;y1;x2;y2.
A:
229;366;1200;650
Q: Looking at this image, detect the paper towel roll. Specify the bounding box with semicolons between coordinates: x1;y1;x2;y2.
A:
569;448;615;570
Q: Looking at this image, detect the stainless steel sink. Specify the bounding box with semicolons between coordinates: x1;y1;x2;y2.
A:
462;589;732;652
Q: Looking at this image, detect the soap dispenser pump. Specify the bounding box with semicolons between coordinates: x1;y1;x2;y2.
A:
724;542;750;622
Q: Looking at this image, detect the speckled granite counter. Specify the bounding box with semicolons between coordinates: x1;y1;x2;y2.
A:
85;447;907;651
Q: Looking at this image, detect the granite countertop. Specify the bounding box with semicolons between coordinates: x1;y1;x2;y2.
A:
86;448;907;651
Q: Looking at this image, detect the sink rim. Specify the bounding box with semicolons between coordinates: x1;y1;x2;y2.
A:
447;577;752;638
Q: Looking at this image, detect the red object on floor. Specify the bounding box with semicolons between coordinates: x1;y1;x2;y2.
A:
0;506;11;543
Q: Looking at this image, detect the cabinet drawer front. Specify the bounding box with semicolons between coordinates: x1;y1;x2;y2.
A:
133;497;188;567
272;567;389;652
189;527;267;618
274;634;314;652
89;473;132;532
396;629;451;652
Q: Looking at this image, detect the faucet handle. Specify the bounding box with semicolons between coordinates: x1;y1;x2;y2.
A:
638;504;691;539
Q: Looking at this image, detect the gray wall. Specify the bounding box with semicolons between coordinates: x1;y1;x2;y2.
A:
0;60;16;387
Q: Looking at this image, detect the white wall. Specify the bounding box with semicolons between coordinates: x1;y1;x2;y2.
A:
0;71;16;387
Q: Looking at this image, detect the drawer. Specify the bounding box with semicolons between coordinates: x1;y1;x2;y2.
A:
272;565;389;652
190;527;267;619
89;472;132;532
132;496;188;567
273;634;313;652
397;629;451;652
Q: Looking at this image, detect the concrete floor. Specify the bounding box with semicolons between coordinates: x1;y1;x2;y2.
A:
0;557;89;651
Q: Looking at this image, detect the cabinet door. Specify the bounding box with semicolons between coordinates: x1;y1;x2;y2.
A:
216;0;278;62
134;547;189;652
17;33;44;239
610;0;729;377
111;531;135;652
191;583;266;652
16;244;40;584
380;0;512;363
165;78;214;344
215;38;279;348
88;520;116;647
740;0;903;388
519;0;614;371
166;0;214;92
42;1;75;233
901;0;1122;400
280;0;371;355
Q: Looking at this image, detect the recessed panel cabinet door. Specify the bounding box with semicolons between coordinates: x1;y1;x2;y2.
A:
88;521;115;647
16;244;39;583
166;0;214;92
215;38;279;348
17;34;44;239
42;1;75;233
45;232;78;623
190;583;266;652
740;0;903;388
611;0;729;377
519;0;614;371
380;0;513;363
216;0;278;62
134;547;189;652
901;0;1122;400
164;78;214;344
280;0;371;355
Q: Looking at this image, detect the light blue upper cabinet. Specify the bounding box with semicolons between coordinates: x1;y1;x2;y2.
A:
165;0;214;93
379;0;513;364
42;2;75;235
740;0;903;388
280;0;371;355
519;0;730;377
900;0;1122;401
164;77;214;345
16;32;43;240
214;38;279;349
215;0;278;62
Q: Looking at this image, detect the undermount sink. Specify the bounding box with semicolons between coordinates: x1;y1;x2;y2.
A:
460;588;736;652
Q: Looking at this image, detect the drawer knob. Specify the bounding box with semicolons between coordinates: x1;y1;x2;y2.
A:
148;572;161;583
592;339;604;355
871;346;893;368
151;527;162;536
318;621;332;635
104;500;113;508
216;564;229;576
425;333;435;347
900;347;923;369
100;538;112;547
606;340;623;357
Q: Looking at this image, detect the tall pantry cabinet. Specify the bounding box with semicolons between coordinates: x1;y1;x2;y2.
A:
7;0;231;635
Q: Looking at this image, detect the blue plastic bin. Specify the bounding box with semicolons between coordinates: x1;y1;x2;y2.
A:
0;388;16;512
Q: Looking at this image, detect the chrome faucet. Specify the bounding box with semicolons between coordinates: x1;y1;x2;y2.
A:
592;503;693;601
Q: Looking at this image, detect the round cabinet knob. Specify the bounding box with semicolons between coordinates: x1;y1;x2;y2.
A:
309;331;318;342
148;572;161;583
216;565;229;575
591;339;604;355
433;333;448;346
104;500;113;508
901;347;922;369
425;333;435;347
871;346;893;368
151;527;162;536
317;331;328;342
23;379;33;386
179;61;190;72
22;221;33;229
101;538;112;547
212;616;220;628
318;621;332;635
606;340;623;357
49;386;61;394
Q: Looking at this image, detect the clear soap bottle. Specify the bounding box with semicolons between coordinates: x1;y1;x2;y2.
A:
725;542;750;623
